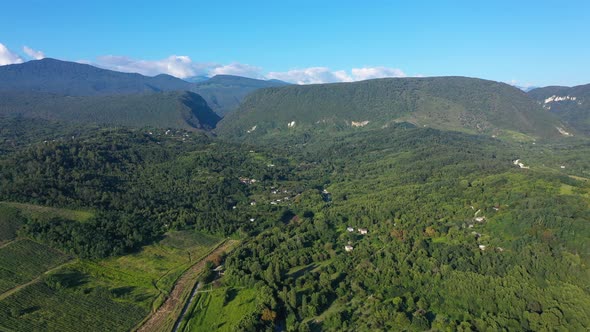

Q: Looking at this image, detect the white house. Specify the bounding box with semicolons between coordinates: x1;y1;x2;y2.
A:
345;245;354;252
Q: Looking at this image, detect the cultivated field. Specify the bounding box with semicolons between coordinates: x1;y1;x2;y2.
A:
0;230;222;332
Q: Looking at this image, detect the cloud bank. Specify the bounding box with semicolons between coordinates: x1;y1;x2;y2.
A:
89;54;407;84
92;55;212;78
23;46;45;60
0;43;24;65
266;66;407;84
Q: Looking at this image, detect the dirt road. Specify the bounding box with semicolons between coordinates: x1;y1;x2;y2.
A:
136;240;238;332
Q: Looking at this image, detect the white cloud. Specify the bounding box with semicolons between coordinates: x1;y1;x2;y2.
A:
208;63;264;78
93;55;213;78
23;46;45;60
267;67;353;85
91;55;266;80
506;79;537;91
81;53;411;84
351;67;406;80
0;43;24;66
266;66;407;84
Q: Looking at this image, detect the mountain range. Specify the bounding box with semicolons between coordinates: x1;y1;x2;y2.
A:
0;58;586;140
0;58;288;120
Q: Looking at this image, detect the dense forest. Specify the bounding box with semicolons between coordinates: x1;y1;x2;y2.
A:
1;115;589;331
0;116;296;258
219;127;590;331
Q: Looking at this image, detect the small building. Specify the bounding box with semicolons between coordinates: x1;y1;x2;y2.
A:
358;228;368;235
213;265;225;276
345;245;354;252
249;218;255;222
346;227;355;232
478;245;486;251
474;217;486;223
250;201;256;206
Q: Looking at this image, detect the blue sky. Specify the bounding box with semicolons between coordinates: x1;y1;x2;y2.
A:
1;0;589;86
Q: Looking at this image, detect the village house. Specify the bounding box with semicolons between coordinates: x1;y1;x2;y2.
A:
213;265;225;276
478;245;486;251
358;228;368;235
345;245;354;252
347;227;355;232
239;177;258;185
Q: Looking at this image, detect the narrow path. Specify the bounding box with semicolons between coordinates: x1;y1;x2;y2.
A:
136;240;238;332
0;259;74;301
0;240;15;249
171;281;202;332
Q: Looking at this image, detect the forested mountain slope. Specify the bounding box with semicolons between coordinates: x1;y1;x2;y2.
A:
218;77;567;140
529;83;590;135
0;91;221;130
0;58;192;95
0;59;289;116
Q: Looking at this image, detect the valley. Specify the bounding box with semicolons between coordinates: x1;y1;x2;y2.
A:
0;59;589;331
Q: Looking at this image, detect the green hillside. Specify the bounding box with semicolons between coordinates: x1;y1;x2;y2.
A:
0;91;221;130
529;84;590;135
218;76;566;140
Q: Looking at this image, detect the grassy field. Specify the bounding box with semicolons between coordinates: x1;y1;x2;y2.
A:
0;201;94;223
0;239;69;294
74;230;221;310
0;230;221;331
182;287;258;332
